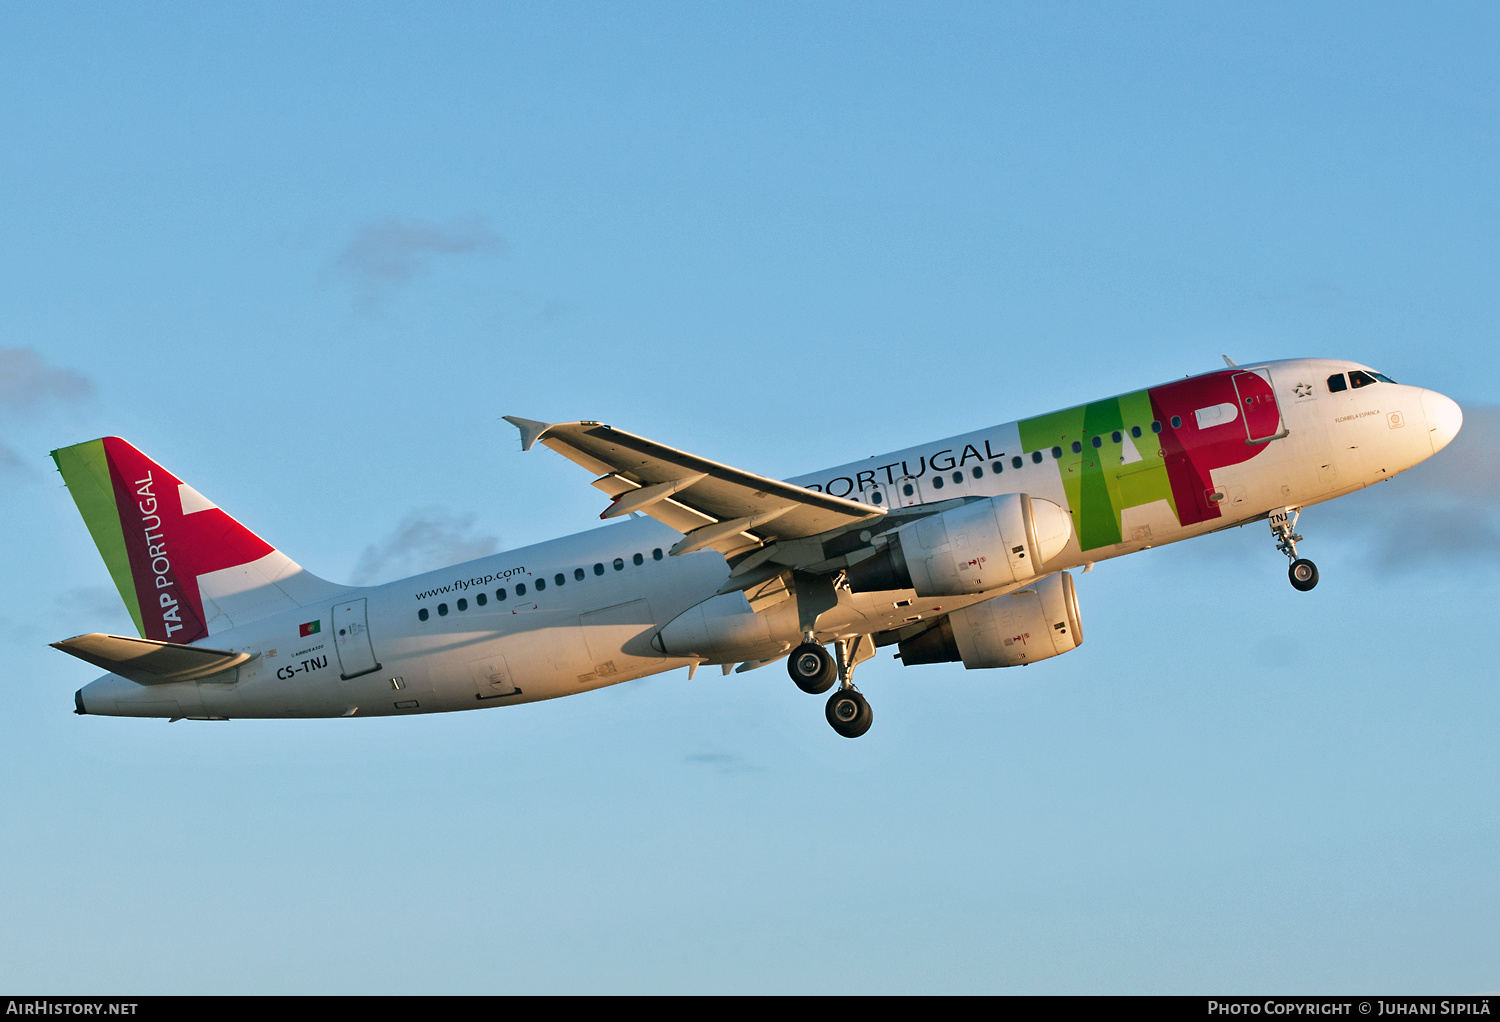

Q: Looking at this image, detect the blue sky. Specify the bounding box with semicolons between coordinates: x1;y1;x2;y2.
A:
2;2;1497;993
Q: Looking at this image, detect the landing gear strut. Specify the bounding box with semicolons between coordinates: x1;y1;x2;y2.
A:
788;633;876;737
1270;507;1318;592
828;635;874;737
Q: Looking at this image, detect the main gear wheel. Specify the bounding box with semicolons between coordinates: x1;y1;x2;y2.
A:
787;642;836;694
825;688;873;738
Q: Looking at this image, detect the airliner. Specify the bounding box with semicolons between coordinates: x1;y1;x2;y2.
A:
51;357;1462;737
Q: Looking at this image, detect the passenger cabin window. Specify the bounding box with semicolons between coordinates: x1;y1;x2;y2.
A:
871;490;883;504
1151;421;1162;433
992;461;1004;474
555;573;565;586
1131;426;1142;438
418;608;429;621
633;552;644;566
496;588;507;601
594;563;605;576
903;483;915;496
971;466;982;480
456;598;467;611
438;603;449;616
476;592;486;606
574;568;585;581
1327;373;1348;393
653;548;663;560
515;583;526;596
1031;452;1043;464
1051;446;1062;459
613;558;624;571
1170;416;1182;429
952;471;963;484
1091;436;1102;449
1071;441;1082;454
534;578;545;591
931;475;944;489
1111;431;1122;443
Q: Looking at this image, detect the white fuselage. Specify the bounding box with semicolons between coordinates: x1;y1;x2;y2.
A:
76;358;1460;719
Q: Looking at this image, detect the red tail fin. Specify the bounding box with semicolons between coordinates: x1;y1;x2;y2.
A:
52;437;344;641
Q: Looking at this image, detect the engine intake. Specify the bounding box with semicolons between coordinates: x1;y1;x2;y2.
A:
846;493;1074;597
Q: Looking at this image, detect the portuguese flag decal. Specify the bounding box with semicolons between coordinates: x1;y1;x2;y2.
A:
299;620;321;637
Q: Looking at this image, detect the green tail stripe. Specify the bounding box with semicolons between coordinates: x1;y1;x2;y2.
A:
51;440;146;637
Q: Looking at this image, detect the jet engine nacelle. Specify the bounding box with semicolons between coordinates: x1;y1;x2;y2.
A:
846;493;1074;597
651;591;799;663
896;570;1083;669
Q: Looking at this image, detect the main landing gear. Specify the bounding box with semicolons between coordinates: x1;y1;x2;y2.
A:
1270;507;1319;592
787;641;836;694
787;633;874;738
825;688;872;739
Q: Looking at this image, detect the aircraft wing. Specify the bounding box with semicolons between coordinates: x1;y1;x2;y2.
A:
52;633;253;685
504;417;885;557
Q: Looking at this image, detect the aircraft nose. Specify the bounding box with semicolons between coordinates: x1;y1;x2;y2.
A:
1420;390;1463;454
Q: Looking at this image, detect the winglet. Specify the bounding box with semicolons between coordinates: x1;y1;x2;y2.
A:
503;416;555;452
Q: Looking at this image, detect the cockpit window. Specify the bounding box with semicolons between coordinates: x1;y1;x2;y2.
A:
1327;373;1347;393
1370;371;1397;384
1349;370;1379;389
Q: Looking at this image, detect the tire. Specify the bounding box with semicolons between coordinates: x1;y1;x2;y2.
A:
825;688;873;738
788;642;836;694
1289;558;1319;592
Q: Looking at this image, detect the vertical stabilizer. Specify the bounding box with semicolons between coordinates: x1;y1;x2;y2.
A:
51;437;346;641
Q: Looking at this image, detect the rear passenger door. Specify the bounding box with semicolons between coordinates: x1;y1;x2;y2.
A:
333;599;381;679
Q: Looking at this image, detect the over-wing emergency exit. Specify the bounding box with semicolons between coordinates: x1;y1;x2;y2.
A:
51;358;1463;737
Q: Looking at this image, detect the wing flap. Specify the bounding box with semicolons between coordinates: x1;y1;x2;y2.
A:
52;633;252;685
643;496;721;536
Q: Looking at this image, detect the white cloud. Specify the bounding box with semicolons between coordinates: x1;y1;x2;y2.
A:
350;508;500;586
0;441;29;476
684;753;763;775
0;348;91;412
1311;405;1500;573
331;214;502;307
0;348;92;476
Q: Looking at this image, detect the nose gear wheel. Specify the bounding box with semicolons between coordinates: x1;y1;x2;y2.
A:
1289;558;1319;591
1269;507;1318;591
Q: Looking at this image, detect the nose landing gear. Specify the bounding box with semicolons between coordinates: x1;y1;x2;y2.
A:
1270;508;1319;592
787;633;876;737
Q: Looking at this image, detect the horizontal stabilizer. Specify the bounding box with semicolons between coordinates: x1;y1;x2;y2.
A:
51;633;252;685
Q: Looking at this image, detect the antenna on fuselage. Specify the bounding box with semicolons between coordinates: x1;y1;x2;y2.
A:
1222;354;1238;367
